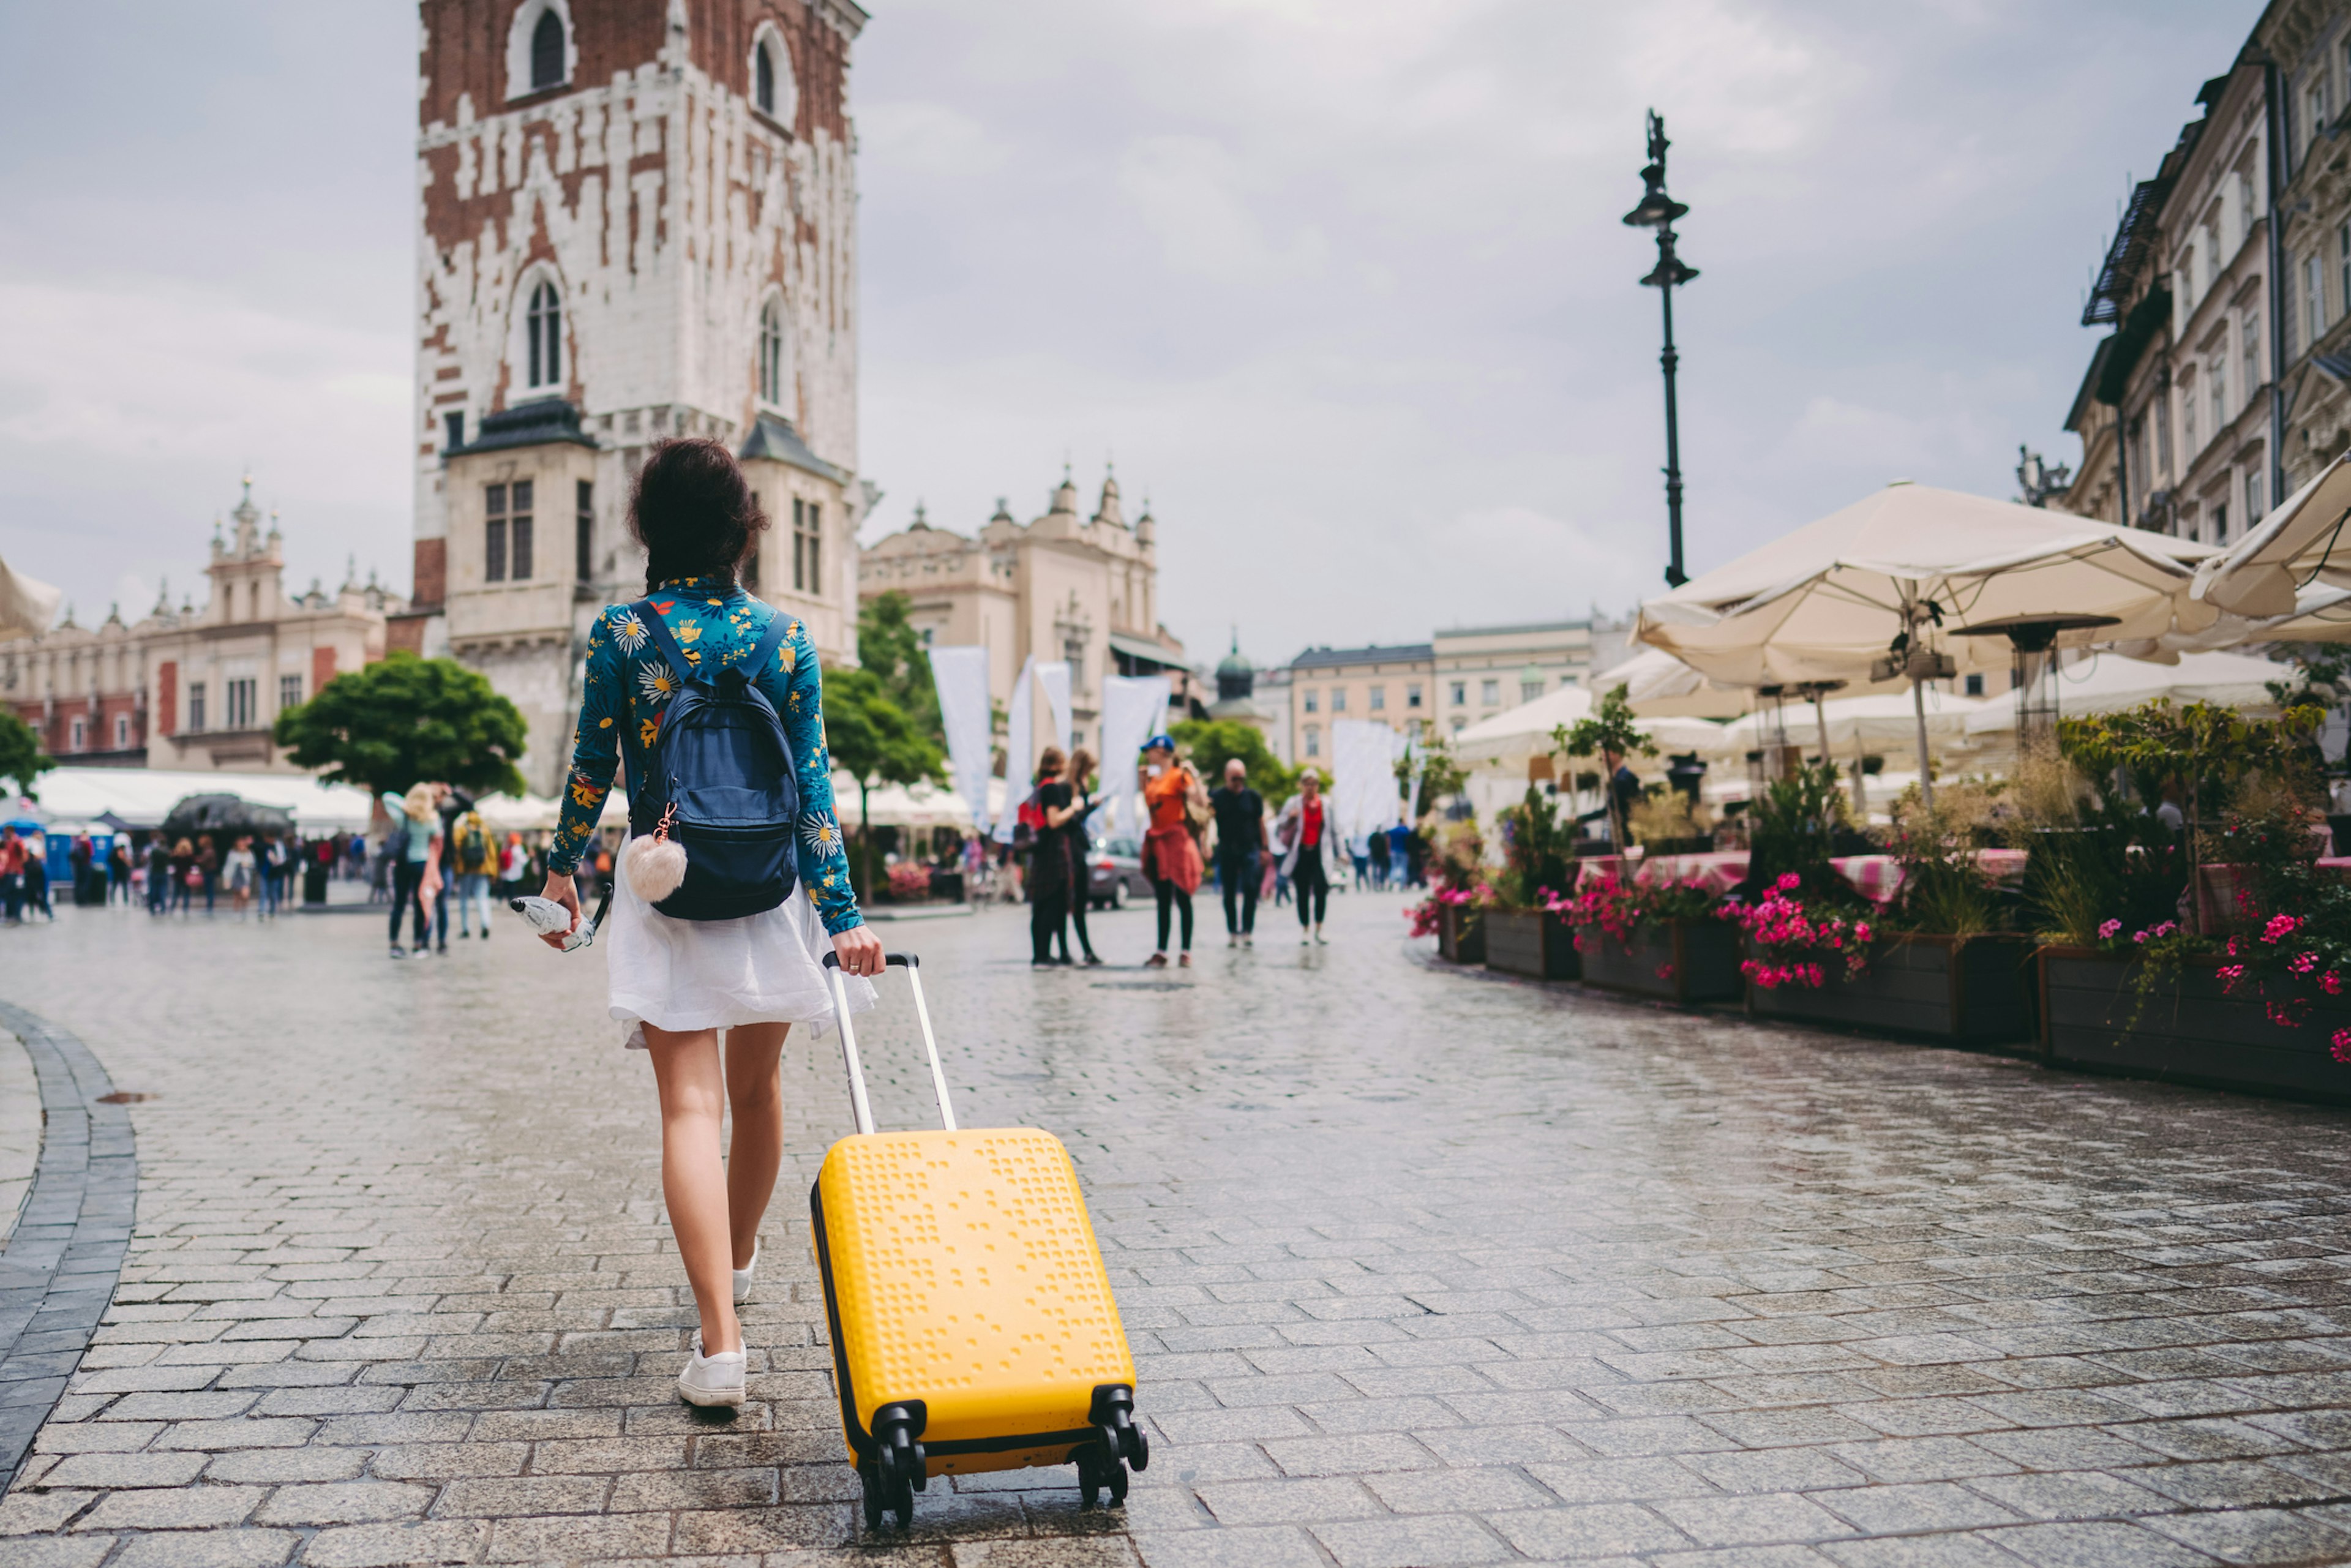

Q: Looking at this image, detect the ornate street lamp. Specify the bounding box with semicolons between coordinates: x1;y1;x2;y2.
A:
1624;110;1698;587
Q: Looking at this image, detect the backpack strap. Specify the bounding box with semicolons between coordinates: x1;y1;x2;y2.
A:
633;597;699;689
738;608;795;684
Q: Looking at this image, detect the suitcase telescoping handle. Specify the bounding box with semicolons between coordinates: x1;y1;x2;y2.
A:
821;952;958;1137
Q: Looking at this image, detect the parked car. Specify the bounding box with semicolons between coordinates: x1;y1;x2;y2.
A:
1085;836;1152;910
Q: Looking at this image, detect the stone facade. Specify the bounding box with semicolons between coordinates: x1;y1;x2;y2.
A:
2;483;396;775
1431;619;1599;737
859;471;1194;754
402;0;867;794
2268;0;2351;496
1287;644;1436;768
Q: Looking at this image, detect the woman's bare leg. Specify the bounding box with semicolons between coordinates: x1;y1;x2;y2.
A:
642;1023;740;1354
722;1022;789;1270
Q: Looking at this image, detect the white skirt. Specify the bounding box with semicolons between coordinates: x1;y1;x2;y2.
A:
605;841;876;1049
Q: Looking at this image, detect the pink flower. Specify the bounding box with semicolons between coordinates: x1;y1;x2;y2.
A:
2263;913;2301;944
2097;919;2121;940
1775;871;1801;891
2333;1027;2351;1064
2292;951;2321;975
2218;964;2246;993
2327;972;2345;996
1854;921;1872;944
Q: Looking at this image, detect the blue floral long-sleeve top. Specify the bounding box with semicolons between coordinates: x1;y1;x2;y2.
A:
549;574;862;934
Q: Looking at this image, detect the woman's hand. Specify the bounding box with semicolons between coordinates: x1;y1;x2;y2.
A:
832;923;885;976
538;869;580;950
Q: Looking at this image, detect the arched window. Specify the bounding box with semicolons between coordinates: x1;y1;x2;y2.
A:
527;280;561;389
748;24;798;127
531;9;566;92
759;298;785;405
756;40;776;117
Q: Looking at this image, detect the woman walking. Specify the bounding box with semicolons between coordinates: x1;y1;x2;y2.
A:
1062;748;1103;965
1027;748;1076;967
1138;734;1204;967
223;835;257;918
379;785;438;957
533;437;882;1409
1275;768;1340;944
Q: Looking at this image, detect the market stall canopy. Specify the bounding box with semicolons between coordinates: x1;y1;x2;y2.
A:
27;768;381;833
0;555;61;643
1637;484;2217;688
1704;691;1984;757
1453;685;1725;767
1962;650;2289;735
2191;452;2351;620
160;793;296;842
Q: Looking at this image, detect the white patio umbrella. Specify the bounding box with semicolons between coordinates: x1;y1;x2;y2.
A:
1961;649;2289;736
0;555;61;643
1637;483;2215;801
2190;451;2351;621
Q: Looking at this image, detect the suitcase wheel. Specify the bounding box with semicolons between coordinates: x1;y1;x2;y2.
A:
859;1460;915;1531
1073;1443;1131;1509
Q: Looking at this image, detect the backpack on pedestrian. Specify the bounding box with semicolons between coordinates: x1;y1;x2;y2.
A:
455;812;493;875
620;599;802;921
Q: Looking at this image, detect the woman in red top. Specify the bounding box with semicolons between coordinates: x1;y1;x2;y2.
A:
1273;769;1339;943
1138;735;1204;966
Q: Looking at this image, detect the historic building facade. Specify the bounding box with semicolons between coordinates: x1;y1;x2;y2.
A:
858;471;1194;754
399;0;868;793
1431;619;1599;736
2;483;396;774
1285;644;1436;766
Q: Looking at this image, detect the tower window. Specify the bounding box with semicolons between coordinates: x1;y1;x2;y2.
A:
526;280;561;389
759;298;786;406
444;410;464;451
531;9;565;92
486;484;508;583
792;499;822;594
511;480;535;580
576;480;594;582
756;39;777;116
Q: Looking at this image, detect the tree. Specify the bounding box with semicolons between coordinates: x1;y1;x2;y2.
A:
1556;684;1656;850
1170;719;1296;805
823;664;947;899
273;651;528;798
857;591;941;743
1395;733;1468;819
0;710;54;798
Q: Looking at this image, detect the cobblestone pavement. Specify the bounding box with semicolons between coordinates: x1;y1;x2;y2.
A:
0;1029;39;1244
7;893;2351;1567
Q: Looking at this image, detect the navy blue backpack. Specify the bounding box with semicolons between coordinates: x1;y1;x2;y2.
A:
624;599;802;921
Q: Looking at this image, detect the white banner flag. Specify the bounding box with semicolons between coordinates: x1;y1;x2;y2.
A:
1097;675;1171;840
1331;719;1406;842
994;655;1037;843
928;645;994;840
1036;661;1073;760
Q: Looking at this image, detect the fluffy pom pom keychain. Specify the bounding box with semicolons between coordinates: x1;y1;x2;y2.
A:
624;802;689;902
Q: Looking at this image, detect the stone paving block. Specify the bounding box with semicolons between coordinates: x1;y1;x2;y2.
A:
1488;1500;1695;1558
0;1537;114;1568
1653;1492;1861;1548
1132;1525;1329;1568
43;1449;209;1488
0;1488;101;1534
480;1512;671;1561
74;1482;268;1531
1189;1476;1381;1527
1683;1448;1868;1496
206;1445;370;1483
153;1416;320;1449
1980;1520;2224;1568
435;1472;613;1517
109;1529;299;1568
1310;1512;1513;1567
1262;1431;1441;1477
2117;1460;2338;1508
285;1518;493;1568
1812;1480;2023;1536
1820;1536;2030;1568
1360;1465;1556;1514
252;1479;437;1524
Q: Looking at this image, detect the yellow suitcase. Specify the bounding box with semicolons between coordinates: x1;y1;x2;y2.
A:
814;953;1146;1531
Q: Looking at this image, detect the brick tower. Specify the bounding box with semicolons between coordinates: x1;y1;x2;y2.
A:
399;0;866;793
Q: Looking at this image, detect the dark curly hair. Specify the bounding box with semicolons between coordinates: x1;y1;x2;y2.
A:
628;438;770;593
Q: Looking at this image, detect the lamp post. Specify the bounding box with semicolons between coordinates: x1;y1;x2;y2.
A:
1623;109;1698;588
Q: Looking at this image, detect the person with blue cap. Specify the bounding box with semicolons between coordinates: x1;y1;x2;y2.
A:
1137;732;1205;967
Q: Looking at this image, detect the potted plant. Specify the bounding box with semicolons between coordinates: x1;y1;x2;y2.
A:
1480;783;1580;980
2033;698;2351;1103
1741;782;2038;1047
1408;820;1490;963
1558;871;1739;1003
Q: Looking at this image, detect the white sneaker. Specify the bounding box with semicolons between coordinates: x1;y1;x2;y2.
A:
1314;928;1328;945
678;1331;746;1407
732;1245;758;1305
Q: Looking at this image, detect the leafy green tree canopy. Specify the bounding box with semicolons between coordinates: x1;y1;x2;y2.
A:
857;591;941;743
0;710;55;798
1395;733;1468;816
273;652;527;798
1171;719;1297;805
1556;684;1657;849
823;664;948;899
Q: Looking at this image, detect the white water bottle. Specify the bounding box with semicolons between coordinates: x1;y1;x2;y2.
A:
511;895;594;951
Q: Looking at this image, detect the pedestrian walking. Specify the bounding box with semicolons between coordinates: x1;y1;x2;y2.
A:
1208;757;1264;947
22;839;53;921
254;836;279;918
146;837;170;915
1027;748;1078;968
110;838;135;905
195;836;219;913
0;827;24;924
529;436;882;1409
1388;821;1413;888
68;831;96;906
1275;768;1339;943
1138;734;1204;967
224;835;258;918
1061;748;1103;965
500;833;528;902
1368;825;1391;890
168;838;195;913
1348;831;1371;891
450;806;497;939
379;785;439;958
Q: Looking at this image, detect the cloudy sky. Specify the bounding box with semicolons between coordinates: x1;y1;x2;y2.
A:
0;0;2255;667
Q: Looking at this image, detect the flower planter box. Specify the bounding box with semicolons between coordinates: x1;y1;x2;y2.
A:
1482;909;1579;981
1573;919;1741;1005
2038;947;2351;1106
1746;933;2037;1047
1436;904;1486;964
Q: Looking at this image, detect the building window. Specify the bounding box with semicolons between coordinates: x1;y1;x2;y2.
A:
1964;673;1984;696
1521;678;1543;703
1332;688;1348;713
1480;678;1499;705
114;714;129;748
2181;372;2197;451
1303;688;1318;714
759;298;786;406
190;681;206;732
575;481;594;583
2215;500;2232;543
2341;223;2351;332
2248;466;2266;523
1450;716;1466;734
756;36;778;115
749;25;798;126
69;717;84;751
1407;683;1422;708
1449;681;1466;706
485;484;508;582
444;411;463;451
279;673;301;711
2312;81;2331;156
2308;257;2326;351
511;480;534;579
531;7;566;91
526;280;561;389
792;498;822;594
1064;637;1086;688
1369;686;1385;711
2210;351;2226;430
226;678;255;730
1304;725;1320;757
